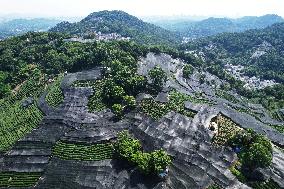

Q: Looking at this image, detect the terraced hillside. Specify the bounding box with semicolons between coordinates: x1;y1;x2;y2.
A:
0;53;283;189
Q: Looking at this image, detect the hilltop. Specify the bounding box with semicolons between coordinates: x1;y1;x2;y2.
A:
50;10;181;46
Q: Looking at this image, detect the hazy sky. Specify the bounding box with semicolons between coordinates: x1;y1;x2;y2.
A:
0;0;284;18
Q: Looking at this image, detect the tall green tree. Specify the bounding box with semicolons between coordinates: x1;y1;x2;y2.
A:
148;66;167;93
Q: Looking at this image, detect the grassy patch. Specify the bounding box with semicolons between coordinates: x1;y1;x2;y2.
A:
0;76;45;152
0;102;43;152
215;89;239;104
53;141;114;161
73;80;106;112
0;172;41;187
270;124;284;134
140;91;198;120
45;74;64;108
229;161;247;183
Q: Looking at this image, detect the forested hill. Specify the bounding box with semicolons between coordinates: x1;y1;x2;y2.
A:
154;14;284;38
50;10;181;46
181;22;284;83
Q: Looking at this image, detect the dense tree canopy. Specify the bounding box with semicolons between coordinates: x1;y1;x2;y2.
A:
0;32;148;98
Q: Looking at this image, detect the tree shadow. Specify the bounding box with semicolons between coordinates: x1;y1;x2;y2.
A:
110;158;163;189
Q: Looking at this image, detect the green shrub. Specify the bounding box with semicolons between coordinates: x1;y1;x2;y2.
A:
271;124;284;134
115;131;172;176
123;95;136;109
150;149;172;174
0;172;41;187
131;152;152;174
229;162;247;183
132;149;172;175
199;74;206;84
228;130;253;148
183;64;194;78
140;90;197;120
0;102;43;152
249;179;281;189
112;104;124;118
206;184;222;189
45;74;64;108
125;75;146;95
252;134;272;152
0;71;11;98
242;143;272;169
215;89;239;104
86;80;107;112
228;129;273;171
115;131;141;160
102;79;125;103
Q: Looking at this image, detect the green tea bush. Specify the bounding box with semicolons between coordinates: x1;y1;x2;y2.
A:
45;74;64;107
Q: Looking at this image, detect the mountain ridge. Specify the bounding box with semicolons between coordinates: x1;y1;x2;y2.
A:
0;18;61;39
151;14;284;38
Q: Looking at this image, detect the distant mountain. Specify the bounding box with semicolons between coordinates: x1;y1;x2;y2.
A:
153;14;284;39
181;23;284;83
50;10;181;46
0;18;61;39
234;14;284;29
185;17;235;38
